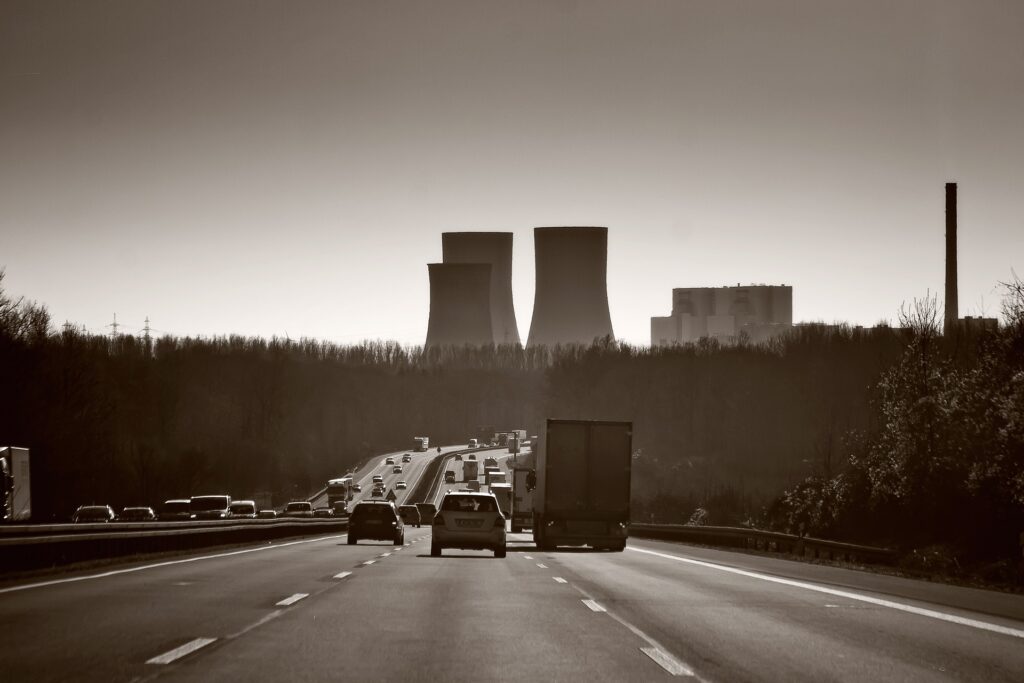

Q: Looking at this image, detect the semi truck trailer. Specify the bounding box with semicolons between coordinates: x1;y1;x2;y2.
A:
532;419;632;551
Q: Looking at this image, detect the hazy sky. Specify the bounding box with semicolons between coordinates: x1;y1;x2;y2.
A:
2;1;1022;345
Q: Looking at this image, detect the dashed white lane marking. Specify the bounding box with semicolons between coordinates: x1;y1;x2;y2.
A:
553;577;567;584
0;534;348;595
641;647;694;677
333;571;353;580
628;546;1024;640
523;555;534;560
146;638;217;665
582;599;606;612
275;593;309;607
363;560;376;565
536;563;548;569
379;552;392;557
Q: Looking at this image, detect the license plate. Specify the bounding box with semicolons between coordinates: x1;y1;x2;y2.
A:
456;519;483;528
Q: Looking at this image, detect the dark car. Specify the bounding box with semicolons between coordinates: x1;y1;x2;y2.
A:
159;499;192;522
348;501;404;545
313;507;334;518
399;504;421;527
118;506;156;522
73;505;116;523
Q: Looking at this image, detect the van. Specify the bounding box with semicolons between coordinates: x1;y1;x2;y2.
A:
190;495;232;520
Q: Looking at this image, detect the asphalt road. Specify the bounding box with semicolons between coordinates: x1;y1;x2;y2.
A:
3;527;1023;682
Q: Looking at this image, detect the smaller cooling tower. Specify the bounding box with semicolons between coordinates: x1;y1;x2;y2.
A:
442;232;520;345
527;227;614;347
424;263;495;348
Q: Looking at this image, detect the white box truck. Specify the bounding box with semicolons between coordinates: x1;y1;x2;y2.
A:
1;446;31;521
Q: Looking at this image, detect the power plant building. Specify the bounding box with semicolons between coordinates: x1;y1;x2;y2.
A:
424;263;495;348
651;285;793;346
527;227;615;347
441;232;520;345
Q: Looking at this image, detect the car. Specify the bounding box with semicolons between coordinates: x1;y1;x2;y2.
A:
348;501;404;545
468;453;476;460
454;453;462;461
402;454;412;463
372;475;384;485
283;501;314;518
399;504;421;527
385;457;395;465
466;480;481;492
118;506;156;522
313;507;334;518
392;465;403;474
444;470;456;483
395;481;407;490
371;486;385;498
415;503;437;525
190;495;232;520
468;438;479;448
257;510;278;519
229;500;257;518
351;483;362;492
431;492;506;558
72;505;116;523
159;499;192;522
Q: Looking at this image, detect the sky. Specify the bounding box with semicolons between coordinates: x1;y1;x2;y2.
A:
2;0;1022;345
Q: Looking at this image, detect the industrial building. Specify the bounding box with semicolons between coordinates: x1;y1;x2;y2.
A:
441;232;520;345
651;285;793;346
424;263;495;348
527;226;615;347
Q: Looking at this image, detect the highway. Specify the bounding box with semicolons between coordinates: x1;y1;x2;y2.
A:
3;445;1023;682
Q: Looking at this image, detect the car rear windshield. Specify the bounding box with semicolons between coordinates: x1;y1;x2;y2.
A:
353;504;393;518
441;496;497;512
230;503;255;514
164;501;189;513
191;496;229;511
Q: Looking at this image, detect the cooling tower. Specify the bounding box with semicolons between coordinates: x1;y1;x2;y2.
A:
424;263;495;348
527;226;614;347
441;232;520;345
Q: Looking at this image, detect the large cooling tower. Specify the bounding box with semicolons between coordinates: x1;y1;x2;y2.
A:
527;226;614;347
424;263;495;348
441;232;520;345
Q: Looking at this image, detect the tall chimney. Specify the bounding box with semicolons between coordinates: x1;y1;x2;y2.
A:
944;182;958;335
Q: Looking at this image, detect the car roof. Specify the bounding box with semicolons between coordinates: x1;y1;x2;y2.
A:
442;491;497;498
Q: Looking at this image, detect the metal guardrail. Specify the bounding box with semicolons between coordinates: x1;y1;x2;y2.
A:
629;523;897;565
0;519;348;574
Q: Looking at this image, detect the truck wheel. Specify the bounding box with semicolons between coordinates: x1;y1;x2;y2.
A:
394;534;403;546
511;526;520;533
494;545;506;558
347;535;356;545
614;541;626;552
430;542;441;557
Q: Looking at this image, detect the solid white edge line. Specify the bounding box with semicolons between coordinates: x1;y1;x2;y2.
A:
582;599;606;612
0;534;348;595
553;577;567;584
333;571;353;579
641;647;694;677
628;546;1024;640
275;593;309;607
146;637;217;665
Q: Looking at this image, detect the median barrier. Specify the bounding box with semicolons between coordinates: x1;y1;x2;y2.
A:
628;523;897;566
0;518;348;574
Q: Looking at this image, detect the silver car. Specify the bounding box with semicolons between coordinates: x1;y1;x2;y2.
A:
431;492;506;558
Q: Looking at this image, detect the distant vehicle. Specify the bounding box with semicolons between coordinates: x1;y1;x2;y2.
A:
431;492;506;558
313;507;334;518
488;483;513;519
392;465;403;474
331;500;349;517
283;501;313;518
399;504;421;527
468;438;479;448
190;495;232;520
327;477;353;508
402;454;412;463
511;468;534;533
444;470;456;484
466;480;481;492
159;499;192;522
415;503;437;526
463;459;479;482
395;480;407;490
257;509;278;519
467;453;476;461
533;419;632;552
229;500;257;518
371;486;385;498
454;453;463;461
413;436;430;452
348;501;404;545
484;457;498;469
351;483;362;492
385;457;395;465
372;475;384;485
72;505;116;523
118;506;156;522
485;469;506;487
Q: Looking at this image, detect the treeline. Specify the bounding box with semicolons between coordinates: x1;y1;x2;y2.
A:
2;271;1021;572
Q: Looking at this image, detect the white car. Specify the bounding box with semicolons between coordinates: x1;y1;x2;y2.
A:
396;481;407;490
431;492;506;558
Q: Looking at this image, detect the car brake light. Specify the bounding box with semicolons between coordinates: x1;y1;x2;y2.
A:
433;515;444;525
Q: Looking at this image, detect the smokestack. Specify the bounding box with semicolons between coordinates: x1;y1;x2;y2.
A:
527;226;614;347
945;182;958;335
424;263;494;348
441;232;520;345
